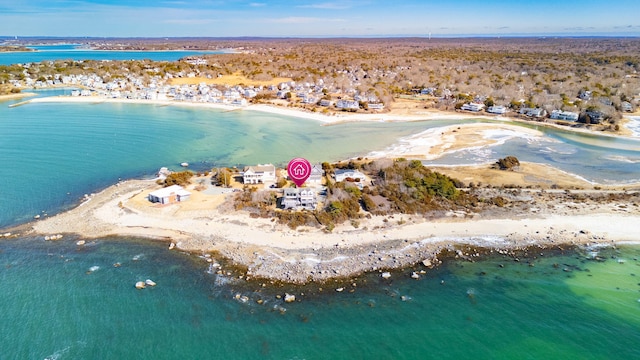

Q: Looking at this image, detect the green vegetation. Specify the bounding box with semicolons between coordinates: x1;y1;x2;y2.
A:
232;159;472;230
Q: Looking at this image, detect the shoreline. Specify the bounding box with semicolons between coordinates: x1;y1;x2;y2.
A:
7;167;638;283
3;95;640;283
17;94;640;139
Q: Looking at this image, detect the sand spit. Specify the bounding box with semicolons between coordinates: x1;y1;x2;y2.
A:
20;173;640;283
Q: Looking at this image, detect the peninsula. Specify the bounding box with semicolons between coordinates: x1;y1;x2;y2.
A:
18;150;640;284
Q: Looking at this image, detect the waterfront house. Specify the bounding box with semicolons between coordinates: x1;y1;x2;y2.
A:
368;102;384;111
550;110;579;121
621;101;633;112
243;164;276;184
281;188;318;210
519;108;546;118
584;110;605;124
461;103;485;112
334;169;366;182
487;105;507;115
148;185;191;205
319;99;332;107
336;99;360;110
307;164;325;184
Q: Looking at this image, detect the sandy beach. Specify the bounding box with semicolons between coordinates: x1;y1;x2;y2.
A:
18;165;638;283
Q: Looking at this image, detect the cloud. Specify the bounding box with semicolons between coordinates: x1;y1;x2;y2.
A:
163;19;216;25
297;2;354;10
267;16;345;24
249;2;266;6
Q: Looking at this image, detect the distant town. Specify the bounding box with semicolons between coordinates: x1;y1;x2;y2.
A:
2;37;640;132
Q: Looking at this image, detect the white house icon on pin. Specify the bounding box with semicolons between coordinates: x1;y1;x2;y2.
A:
292;164;306;176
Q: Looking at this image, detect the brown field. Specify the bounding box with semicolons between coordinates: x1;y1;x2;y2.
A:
170;73;292;87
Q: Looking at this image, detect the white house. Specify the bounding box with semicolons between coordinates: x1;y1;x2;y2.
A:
519;108;546;117
334;169;366;182
367;102;384;110
148;185;191;204
336;99;360;110
308;164;325;184
621;101;633;112
550;110;579;121
461;103;485;112
282;188;317;210
487;105;507;115
243;164;276;184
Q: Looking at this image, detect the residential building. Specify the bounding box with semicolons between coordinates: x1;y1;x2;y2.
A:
336;99;360;110
461;103;485;112
281;188;317;210
621;101;633;112
519;108;546;117
487;105;507;115
334;169;366;182
243;164;276;184
550;110;579;121
367;103;384;110
308;164;325;184
148;185;191;204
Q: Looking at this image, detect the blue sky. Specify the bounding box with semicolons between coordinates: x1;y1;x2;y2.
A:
1;0;639;37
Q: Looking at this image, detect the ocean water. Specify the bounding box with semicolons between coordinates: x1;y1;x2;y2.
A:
1;49;640;357
0;99;437;228
0;44;222;65
1;237;639;359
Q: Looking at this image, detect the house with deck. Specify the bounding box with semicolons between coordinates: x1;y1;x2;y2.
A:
243;164;276;184
461;103;485;112
550;110;579;121
281;188;318;210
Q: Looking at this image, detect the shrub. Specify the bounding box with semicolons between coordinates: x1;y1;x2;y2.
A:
496;156;520;170
163;171;193;187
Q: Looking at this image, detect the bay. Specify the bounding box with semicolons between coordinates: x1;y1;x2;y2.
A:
0;44;223;65
1;45;639;360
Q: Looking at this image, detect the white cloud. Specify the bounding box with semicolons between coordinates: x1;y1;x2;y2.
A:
267;16;345;24
249;2;266;6
297;2;355;10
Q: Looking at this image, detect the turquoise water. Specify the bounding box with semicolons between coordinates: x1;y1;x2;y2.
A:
1;97;639;227
0;44;222;65
1;237;639;359
0;75;639;358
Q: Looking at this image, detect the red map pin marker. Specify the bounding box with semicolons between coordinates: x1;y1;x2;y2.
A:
287;157;312;187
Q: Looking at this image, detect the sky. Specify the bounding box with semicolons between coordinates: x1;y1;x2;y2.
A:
1;0;639;38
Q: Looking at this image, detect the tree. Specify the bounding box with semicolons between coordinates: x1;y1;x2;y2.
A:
484;97;495;107
215;168;232;187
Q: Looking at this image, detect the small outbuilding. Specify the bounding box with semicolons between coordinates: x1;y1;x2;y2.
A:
148;185;191;204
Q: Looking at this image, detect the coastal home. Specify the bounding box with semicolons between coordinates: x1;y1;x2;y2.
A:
461;103;485;112
307;164;325;184
519;108;546;118
334;169;366;182
487;105;507;115
550;110;579;121
336;99;360;110
621;101;633;112
281;188;318;210
148;185;191;205
243;164;276;184
368;102;384;111
319;99;332;107
585;110;605;124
